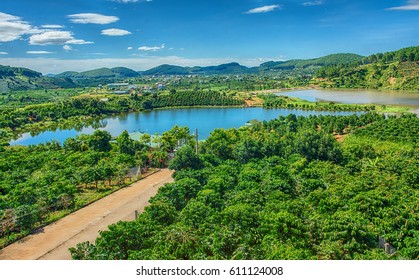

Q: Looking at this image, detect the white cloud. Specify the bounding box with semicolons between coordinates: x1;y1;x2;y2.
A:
302;1;323;6
245;5;282;14
41;24;64;29
0;12;40;42
101;28;132;36
127;46;133;50
0;52;8;55
29;31;93;45
138;44;165;51
63;45;73;51
387;0;419;10
27;51;53;54
67;13;119;24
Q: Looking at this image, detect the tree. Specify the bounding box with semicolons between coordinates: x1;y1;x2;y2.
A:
88;130;112;152
116;130;135;155
168;145;202;170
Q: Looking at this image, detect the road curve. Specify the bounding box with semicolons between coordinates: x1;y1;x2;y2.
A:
0;169;174;260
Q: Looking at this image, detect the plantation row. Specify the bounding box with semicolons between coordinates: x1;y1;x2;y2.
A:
70;113;419;260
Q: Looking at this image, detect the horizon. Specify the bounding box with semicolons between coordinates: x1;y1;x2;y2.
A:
1;0;419;74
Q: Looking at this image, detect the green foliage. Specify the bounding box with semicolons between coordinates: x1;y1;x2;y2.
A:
0;129;170;245
55;67;140;79
315;46;419;90
71;113;419;260
151;90;245;108
168;145;202;170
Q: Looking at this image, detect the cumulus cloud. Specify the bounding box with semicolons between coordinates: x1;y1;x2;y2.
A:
302;1;323;6
138;44;165;51
63;45;73;51
41;24;64;29
127;46;133;50
29;31;93;45
0;12;40;42
101;28;132;36
67;13;119;24
0;52;8;55
27;51;53;54
387;0;419;10
245;5;282;14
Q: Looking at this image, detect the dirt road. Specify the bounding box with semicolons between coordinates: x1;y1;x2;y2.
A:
0;169;174;260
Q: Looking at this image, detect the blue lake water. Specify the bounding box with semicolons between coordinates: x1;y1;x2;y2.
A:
10;107;358;146
11;89;419;146
275;89;419;106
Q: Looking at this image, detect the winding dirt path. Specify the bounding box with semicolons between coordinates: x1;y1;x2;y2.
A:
0;169;174;260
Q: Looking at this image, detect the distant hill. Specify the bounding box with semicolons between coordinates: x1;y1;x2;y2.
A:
314;46;419;90
2;47;416;91
142;62;253;76
142;54;363;76
259;53;364;71
55;67;141;79
0;65;76;92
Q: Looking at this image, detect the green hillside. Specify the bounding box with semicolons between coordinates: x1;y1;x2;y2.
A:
55;67;141;79
259;53;364;71
142;54;363;76
314;46;419;91
142;62;253;76
0;65;76;92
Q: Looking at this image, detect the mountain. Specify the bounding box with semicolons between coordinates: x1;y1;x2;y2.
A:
258;53;364;72
142;62;253;76
0;65;76;92
142;64;190;76
55;67;141;79
314;46;419;90
142;54;364;76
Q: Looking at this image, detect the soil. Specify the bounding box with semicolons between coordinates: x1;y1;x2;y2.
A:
0;169;174;260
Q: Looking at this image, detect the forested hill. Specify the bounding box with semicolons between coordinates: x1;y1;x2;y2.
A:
55;67;141;79
142;62;253;76
314;46;419;90
0;65;76;92
258;53;364;71
142;54;364;76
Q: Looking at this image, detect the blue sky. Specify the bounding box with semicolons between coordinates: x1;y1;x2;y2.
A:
0;0;418;73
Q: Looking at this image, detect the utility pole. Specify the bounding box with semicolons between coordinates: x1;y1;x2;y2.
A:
195;128;199;155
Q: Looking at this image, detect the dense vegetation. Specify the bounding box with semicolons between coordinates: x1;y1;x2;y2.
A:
55;67;141;79
315;46;419;90
0;126;193;247
151;90;244;108
0;65;76;92
69;113;419;260
261;94;376;112
259;53;363;72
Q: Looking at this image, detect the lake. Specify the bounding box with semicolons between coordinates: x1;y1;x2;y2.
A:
275;89;419;106
11;89;419;146
10;107;358;146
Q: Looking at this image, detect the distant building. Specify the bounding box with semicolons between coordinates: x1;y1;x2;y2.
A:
107;83;136;94
156;83;165;90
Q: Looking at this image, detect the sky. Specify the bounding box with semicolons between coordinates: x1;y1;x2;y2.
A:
0;0;418;74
